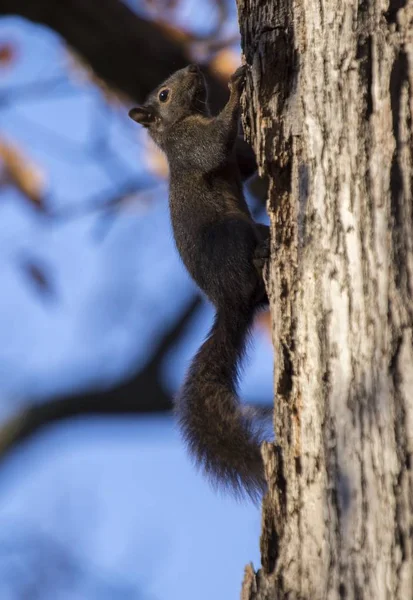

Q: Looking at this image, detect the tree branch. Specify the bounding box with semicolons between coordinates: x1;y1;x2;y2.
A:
0;0;227;109
0;294;202;459
0;0;258;175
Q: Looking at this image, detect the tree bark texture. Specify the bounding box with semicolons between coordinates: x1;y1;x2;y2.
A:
238;0;413;598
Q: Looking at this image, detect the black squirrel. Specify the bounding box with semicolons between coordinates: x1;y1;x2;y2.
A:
129;64;270;501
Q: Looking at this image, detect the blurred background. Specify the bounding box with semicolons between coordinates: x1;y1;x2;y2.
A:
0;0;273;598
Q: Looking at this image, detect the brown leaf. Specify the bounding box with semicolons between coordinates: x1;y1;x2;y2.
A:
155;21;194;46
0;42;17;66
255;309;272;339
209;49;240;82
0;138;46;209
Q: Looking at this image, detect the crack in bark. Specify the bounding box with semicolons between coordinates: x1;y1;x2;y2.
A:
390;332;410;597
356;35;374;122
384;0;407;25
390;50;413;311
262;445;287;574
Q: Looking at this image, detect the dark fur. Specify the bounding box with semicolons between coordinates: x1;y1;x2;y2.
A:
129;65;270;500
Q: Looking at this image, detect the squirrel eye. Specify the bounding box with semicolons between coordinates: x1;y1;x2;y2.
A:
158;89;170;103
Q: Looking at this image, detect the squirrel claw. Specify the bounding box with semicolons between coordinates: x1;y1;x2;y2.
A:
228;64;248;92
254;237;270;260
253;237;270;276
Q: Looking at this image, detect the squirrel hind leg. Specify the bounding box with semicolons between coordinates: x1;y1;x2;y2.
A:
252;242;270;307
253;225;270;270
252;280;268;307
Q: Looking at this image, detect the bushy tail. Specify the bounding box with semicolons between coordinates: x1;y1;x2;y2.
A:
175;305;269;501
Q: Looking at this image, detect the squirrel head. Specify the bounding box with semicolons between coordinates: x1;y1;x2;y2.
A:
128;65;209;144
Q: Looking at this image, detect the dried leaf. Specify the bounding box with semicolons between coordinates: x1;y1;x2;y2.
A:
147;0;229;45
155;21;194;46
0;42;17;66
0;139;46;208
255;309;272;339
209;49;240;82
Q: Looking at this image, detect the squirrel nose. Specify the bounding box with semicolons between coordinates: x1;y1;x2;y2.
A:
187;64;200;74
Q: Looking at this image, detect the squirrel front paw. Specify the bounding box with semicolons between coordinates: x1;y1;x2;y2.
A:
253;237;270;275
228;64;248;94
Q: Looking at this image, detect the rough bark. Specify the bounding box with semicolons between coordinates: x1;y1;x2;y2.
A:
238;0;413;598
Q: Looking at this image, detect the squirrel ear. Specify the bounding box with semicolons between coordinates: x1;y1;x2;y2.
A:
128;106;155;126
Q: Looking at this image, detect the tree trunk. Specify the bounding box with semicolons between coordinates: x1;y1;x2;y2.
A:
238;0;413;597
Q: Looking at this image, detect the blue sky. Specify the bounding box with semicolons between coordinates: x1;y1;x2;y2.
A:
0;9;272;599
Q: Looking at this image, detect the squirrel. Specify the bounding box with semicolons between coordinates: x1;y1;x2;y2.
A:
129;64;270;501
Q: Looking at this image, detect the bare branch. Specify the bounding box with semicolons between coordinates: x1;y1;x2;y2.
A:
0;294;202;460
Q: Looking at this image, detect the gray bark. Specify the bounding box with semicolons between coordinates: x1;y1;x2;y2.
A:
238;0;413;597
